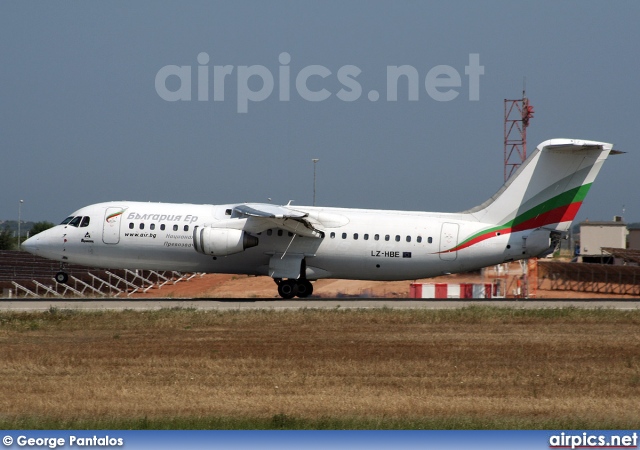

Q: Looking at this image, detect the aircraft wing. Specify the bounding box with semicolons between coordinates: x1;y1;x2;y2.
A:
234;203;324;238
234;204;307;219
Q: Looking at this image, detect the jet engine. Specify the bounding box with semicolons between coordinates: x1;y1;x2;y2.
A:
193;226;259;256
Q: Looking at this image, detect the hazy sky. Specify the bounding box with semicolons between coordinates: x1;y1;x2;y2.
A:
2;1;639;224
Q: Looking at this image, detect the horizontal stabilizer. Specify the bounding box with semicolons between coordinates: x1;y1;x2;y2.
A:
545;142;603;152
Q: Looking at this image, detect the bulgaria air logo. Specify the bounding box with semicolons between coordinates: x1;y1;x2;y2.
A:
105;209;125;224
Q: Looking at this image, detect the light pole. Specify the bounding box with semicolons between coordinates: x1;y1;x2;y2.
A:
18;199;24;250
312;159;319;206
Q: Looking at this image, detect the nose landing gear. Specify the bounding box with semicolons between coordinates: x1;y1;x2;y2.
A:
55;271;69;284
55;263;69;284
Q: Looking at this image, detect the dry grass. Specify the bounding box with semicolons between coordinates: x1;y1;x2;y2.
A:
0;307;639;428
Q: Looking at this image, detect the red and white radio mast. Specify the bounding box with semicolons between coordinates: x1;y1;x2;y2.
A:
504;88;534;182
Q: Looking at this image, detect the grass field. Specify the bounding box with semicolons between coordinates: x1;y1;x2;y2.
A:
0;306;639;429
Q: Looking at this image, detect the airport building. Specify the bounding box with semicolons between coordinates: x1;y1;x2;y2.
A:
627;223;640;250
578;217;628;263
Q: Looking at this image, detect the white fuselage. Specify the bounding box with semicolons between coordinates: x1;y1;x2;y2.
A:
27;201;537;281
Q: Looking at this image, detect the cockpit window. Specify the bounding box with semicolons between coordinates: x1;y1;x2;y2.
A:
80;216;90;227
61;216;74;225
68;216;82;227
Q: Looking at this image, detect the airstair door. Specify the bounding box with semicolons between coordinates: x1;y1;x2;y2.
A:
103;207;124;244
439;222;459;261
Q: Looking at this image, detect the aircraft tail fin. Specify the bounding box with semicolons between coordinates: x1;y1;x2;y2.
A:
463;139;618;232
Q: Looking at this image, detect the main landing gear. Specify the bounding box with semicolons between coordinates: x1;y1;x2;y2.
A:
274;278;313;299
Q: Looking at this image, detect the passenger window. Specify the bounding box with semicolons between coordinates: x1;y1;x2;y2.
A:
353;233;358;240
184;225;189;232
173;225;178;231
278;230;283;237
417;236;422;243
129;223;134;229
140;223;145;230
428;237;433;244
267;229;273;236
160;224;166;231
225;209;232;215
288;232;293;237
342;233;347;239
395;235;400;242
364;234;369;240
61;216;74;225
150;224;155;230
385;235;390;241
68;216;82;227
406;236;411;242
330;232;335;239
80;216;90;227
374;234;379;241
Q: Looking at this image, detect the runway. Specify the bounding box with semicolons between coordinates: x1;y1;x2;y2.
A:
2;298;640;311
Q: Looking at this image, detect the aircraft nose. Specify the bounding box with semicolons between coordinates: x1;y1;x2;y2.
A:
21;235;39;253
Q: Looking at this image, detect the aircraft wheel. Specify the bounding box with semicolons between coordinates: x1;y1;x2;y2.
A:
55;271;69;284
277;280;297;299
296;280;313;298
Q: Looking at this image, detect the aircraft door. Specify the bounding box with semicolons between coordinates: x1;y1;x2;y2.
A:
103;207;124;244
439;222;459;261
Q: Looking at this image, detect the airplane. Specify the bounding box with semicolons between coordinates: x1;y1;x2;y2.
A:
22;138;619;299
